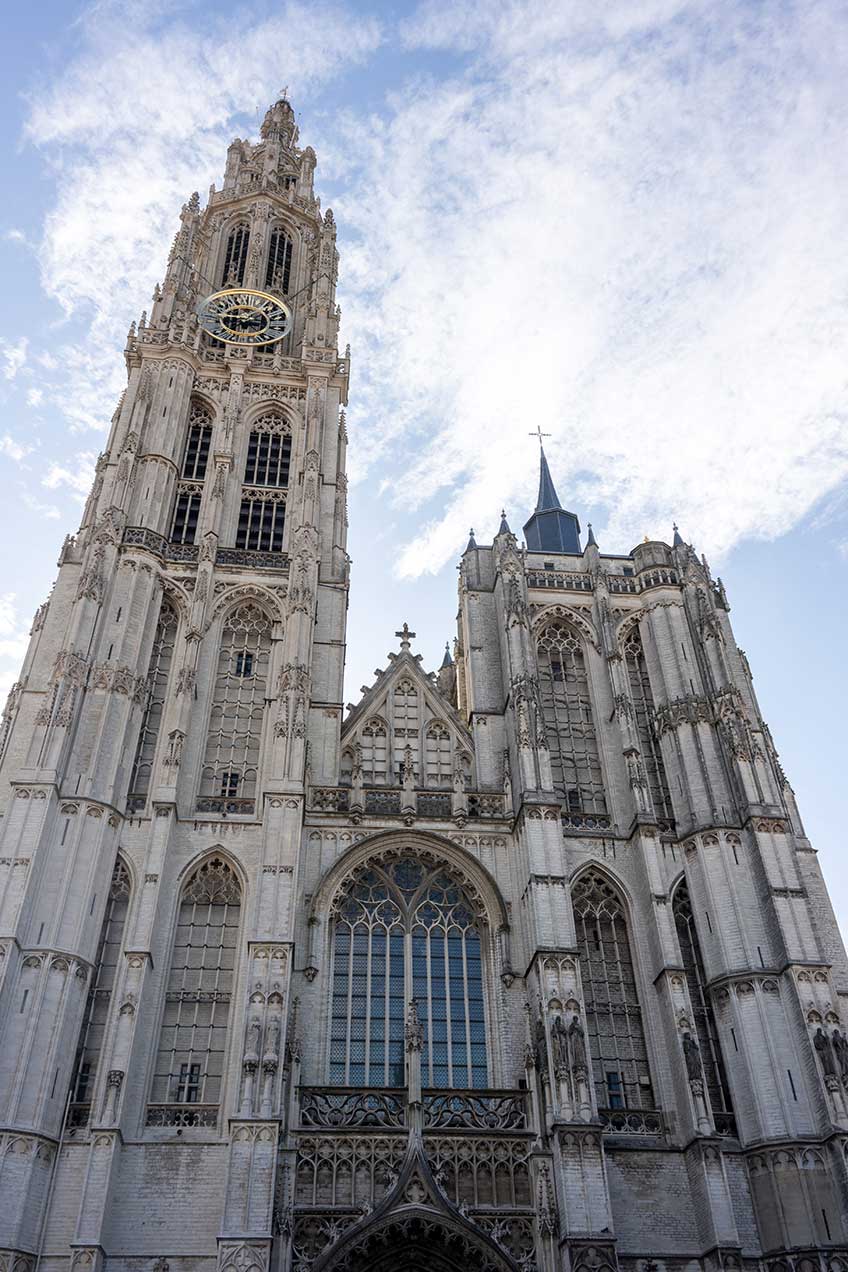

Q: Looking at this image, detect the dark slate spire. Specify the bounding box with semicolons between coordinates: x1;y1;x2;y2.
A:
465;528;477;552
523;445;581;554
440;642;453;668
498;509;511;536
672;523;684;547
586;522;597;548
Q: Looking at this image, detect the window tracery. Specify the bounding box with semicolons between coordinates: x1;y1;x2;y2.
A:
623;627;673;821
199;605;271;807
572;869;655;1110
68;858;131;1123
537;621;607;814
128;600;177;801
392;679;419;776
221;222;250;286
265;226;293;294
673;880;735;1124
424;721;452;787
182;402;213;480
236;413;291;553
360;718;388;784
329;855;488;1090
149;858;241;1118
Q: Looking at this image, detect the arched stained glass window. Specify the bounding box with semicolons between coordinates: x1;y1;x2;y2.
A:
199;605;271;812
424;721;452;787
537;622;607;815
673;880;735;1128
148;858;241;1124
572;869;654;1111
360;718;388;784
265;226;293;294
128;600;177;804
623;626;673;822
221;222;249;286
68;858;131;1127
329;855;488;1090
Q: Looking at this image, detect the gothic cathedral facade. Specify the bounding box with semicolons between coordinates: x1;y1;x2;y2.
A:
0;96;847;1272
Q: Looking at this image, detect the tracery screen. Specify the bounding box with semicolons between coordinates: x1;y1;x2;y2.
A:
329;856;487;1089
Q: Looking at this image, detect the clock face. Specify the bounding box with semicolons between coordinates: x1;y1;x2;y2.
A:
196;288;292;346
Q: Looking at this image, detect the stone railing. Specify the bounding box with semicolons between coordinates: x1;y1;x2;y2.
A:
598;1107;665;1137
526;570;594;592
122;528;288;574
423;1090;529;1132
195;797;256;816
714;1111;739;1138
299;1088;406;1131
308;786;506;820
215;547;289;571
145;1103;220;1128
298;1087;531;1135
561;811;612;833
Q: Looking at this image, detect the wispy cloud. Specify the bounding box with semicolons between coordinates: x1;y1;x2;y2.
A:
0;594;33;697
26;388;43;408
0;338;28;381
326;0;848;575
42;450;98;501
0;436;32;463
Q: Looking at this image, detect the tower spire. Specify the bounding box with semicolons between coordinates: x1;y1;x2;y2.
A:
522;437;581;554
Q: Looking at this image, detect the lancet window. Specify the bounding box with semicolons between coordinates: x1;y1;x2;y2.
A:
392;679;420;776
424;721;452;786
329;855;488;1089
68;859;131;1125
265;226;293;293
128;600;177;802
537;621;607;815
673;880;735;1127
199;605;271;810
182;403;213;480
235;413;291;553
572;869;655;1111
221;222;249;286
623;627;673;822
360;718;388;784
148;858;241;1123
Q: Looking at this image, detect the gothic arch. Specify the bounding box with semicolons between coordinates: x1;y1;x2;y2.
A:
309;829;509;934
531;602;599;651
569;860;636;913
242;400;296;432
209;587;284;628
174;846;249;901
158;579;191;625
188;391;217;421
615;608;645;651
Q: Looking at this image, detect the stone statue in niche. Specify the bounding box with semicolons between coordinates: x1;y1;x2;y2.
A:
534;1017;549;1076
832;1029;848;1081
682;1031;702;1080
813;1026;836;1076
550;1014;569;1070
568;1015;587;1071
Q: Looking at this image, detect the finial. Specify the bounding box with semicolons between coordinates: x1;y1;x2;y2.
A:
498;509;511;535
672;522;684;547
440;642;453;669
465;528;477;551
395;622;416;652
528;426;552;449
586;522;597;548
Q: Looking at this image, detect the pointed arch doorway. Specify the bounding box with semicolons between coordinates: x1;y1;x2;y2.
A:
319;1209;517;1272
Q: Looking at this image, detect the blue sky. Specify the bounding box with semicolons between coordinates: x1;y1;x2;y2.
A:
1;0;847;929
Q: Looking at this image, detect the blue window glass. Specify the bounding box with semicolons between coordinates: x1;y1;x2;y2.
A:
329;854;489;1088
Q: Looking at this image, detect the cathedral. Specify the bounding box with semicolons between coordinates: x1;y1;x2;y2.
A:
1;95;847;1272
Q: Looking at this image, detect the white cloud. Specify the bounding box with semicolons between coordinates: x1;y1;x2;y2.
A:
42;451;98;500
1;338;28;382
24;0;382;433
21;492;61;520
0;436;31;463
4;228;27;245
325;0;848;575
26;388;43;408
0;595;32;683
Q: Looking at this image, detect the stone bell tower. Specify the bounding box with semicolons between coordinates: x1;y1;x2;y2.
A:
0;95;349;1272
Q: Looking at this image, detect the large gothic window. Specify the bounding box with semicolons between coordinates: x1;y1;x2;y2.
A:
68;859;131;1127
221;222;249;286
148;858;241;1125
572;869;655;1111
537;621;607;815
360;718;388;784
265;226;293;294
199;605;271;812
329;856;487;1089
673;880;735;1130
623;626;673;822
128;600;177;804
181;403;213;480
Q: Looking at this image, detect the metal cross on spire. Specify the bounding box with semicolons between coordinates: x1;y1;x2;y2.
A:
528;426;551;448
395;622;416;651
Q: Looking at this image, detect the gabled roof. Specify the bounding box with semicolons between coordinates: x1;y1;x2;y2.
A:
342;638;472;750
